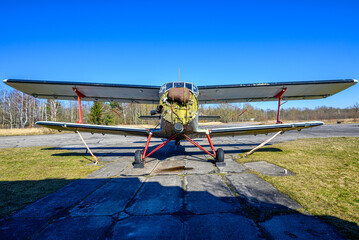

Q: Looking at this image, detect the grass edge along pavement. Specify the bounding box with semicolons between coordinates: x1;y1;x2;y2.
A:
236;137;359;240
0;146;101;218
0;128;60;136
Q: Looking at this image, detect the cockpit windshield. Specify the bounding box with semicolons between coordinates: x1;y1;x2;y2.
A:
160;82;199;96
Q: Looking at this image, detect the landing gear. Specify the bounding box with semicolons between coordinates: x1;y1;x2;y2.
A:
133;150;144;168
134;131;226;168
215;148;224;162
215;148;225;167
134;133;178;168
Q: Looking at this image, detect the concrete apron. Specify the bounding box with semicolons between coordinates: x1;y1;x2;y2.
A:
0;143;344;240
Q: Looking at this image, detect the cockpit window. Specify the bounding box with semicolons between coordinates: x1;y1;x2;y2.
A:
174;82;184;88
160;82;199;96
185;83;192;91
166;82;173;90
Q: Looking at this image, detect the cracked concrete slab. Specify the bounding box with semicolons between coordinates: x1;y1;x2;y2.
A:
0;218;48;240
71;177;144;216
261;214;344;240
185;174;240;214
244;161;294;176
217;159;246;173
87;161;132;178
151;160;185;175
12;178;110;219
126;175;183;215
35;216;113;240
120;159;158;176
108;215;183;240
226;173;302;209
185;213;265;240
184;159;216;174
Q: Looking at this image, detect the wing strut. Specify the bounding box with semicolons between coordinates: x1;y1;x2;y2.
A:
242;131;283;158
75;130;98;164
73;88;86;124
275;88;287;124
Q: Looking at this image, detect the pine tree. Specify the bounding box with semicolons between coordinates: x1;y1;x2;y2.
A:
89;101;103;125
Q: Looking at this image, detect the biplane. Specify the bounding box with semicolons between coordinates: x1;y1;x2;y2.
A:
3;78;357;167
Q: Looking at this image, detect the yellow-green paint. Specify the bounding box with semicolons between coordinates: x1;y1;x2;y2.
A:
161;89;198;125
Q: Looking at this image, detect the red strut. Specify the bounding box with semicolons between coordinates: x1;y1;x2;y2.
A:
275;88;287;124
142;132;153;159
183;133;216;158
73;88;86;124
143;133;178;159
140;131;218;165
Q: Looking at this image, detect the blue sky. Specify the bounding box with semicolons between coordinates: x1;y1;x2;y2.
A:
1;0;358;110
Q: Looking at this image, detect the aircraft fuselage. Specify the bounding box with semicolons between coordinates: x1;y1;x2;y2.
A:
152;82;201;139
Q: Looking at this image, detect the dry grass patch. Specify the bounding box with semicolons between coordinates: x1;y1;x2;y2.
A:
236;137;359;239
0;127;61;136
0;146;101;217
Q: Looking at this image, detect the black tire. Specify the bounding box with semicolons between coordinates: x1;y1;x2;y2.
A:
216;148;224;162
134;150;143;164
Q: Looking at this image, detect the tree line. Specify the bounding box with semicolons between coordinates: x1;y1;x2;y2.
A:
1;87;358;128
199;103;359;123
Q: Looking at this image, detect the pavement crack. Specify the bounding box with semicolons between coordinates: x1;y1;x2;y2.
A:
122;177;147;214
220;174;273;240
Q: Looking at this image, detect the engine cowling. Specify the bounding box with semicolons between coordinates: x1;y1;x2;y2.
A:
160;87;198;125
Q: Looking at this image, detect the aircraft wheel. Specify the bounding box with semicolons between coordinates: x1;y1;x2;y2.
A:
134;150;143;164
216;148;224;162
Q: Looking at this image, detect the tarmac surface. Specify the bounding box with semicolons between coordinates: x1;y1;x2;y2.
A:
1;123;358;239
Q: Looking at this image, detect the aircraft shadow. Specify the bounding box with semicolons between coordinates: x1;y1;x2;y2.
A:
0;178;355;239
45;141;280;160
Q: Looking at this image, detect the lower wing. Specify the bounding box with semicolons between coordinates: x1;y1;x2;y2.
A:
36;121;149;137
203;121;323;137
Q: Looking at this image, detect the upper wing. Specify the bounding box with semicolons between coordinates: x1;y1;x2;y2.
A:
205;121;323;137
197;79;357;104
3;79;161;104
36;121;149;137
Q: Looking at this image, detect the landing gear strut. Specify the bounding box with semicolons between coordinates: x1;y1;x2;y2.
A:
133;131;225;168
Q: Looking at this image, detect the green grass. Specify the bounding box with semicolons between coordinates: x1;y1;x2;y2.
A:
0;147;101;218
237;137;359;239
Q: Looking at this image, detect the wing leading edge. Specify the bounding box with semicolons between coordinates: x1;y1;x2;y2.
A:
3;79;161;104
202;121;324;137
36;121;149;137
198;79;358;104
